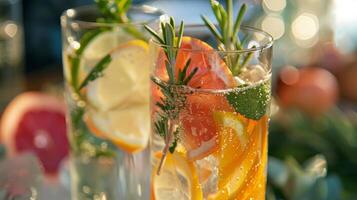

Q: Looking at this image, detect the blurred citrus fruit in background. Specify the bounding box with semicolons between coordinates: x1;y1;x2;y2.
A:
277;66;339;116
0;92;69;177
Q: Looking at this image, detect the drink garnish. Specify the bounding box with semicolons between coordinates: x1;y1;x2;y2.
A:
145;18;198;174
203;0;271;120
202;0;251;75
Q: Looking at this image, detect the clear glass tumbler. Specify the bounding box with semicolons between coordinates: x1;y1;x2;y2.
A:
150;25;273;200
61;5;163;200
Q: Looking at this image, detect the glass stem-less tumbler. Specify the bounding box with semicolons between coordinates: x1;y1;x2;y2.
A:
61;5;163;200
149;25;273;200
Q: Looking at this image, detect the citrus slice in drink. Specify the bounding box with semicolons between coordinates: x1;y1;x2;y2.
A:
63;30;133;83
208;114;267;199
85;104;149;152
84;39;150;152
152;36;236;160
87;39;150;111
152;152;203;200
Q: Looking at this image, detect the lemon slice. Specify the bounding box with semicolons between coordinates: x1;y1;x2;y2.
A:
63;30;133;83
85;103;150;152
83;39;150;152
80;30;133;80
83;30;133;61
87;39;149;111
153;152;203;200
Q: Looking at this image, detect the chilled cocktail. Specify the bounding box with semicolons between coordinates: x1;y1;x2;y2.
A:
61;4;163;199
147;1;273;199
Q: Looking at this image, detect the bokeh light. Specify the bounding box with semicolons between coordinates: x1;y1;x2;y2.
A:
4;23;18;38
261;14;285;40
292;13;319;41
263;0;286;12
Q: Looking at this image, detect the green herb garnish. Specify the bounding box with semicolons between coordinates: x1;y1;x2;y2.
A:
95;0;147;40
95;0;132;23
145;18;198;174
203;0;271;120
202;0;253;75
226;80;271;120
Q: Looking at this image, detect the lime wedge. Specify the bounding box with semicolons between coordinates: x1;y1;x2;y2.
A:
225;79;271;120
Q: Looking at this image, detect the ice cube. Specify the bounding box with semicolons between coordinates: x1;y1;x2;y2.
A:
234;76;247;86
238;64;267;83
195;154;218;197
0;153;43;199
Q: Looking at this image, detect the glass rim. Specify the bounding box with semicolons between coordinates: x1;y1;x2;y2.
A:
151;25;274;54
151;75;271;94
61;4;165;28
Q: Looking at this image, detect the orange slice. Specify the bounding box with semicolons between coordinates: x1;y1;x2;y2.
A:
209;113;268;199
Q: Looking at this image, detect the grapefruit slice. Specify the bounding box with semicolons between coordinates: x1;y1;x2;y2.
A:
152;36;236;160
84;40;150;152
0;92;69;176
152;151;203;200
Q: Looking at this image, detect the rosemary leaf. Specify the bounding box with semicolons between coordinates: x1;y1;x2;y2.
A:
211;0;222;24
70;57;80;89
226;0;233;38
161;23;167;43
170;17;175;28
201;15;223;42
78;54;112;90
233;3;247;39
165;60;175;84
145;26;165;44
176;21;184;49
218;4;227;31
183;67;198;85
180;58;191;83
240;46;255;69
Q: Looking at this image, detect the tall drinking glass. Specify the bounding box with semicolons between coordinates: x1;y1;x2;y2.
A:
150;25;273;199
61;5;163;200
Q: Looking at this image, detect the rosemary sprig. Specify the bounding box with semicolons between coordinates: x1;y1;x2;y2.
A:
202;0;253;75
95;0;146;40
95;0;132;23
145;18;198;174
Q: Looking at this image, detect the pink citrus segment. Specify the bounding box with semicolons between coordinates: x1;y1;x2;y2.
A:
0;92;69;176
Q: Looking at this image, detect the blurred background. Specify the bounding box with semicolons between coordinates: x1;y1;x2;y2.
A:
0;0;356;199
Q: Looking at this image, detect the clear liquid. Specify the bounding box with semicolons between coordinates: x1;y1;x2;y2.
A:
64;45;151;199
